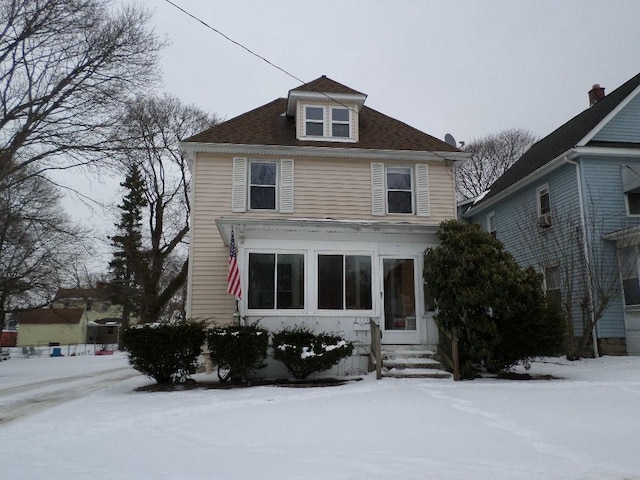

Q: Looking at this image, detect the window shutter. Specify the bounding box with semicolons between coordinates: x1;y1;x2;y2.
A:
371;162;385;216
280;159;294;213
231;157;247;212
415;164;430;217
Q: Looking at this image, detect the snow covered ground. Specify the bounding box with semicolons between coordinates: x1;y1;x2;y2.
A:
1;352;640;480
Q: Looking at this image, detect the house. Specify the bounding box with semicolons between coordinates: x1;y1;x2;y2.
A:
53;285;123;345
16;285;124;347
463;72;640;356
15;308;86;347
181;75;467;375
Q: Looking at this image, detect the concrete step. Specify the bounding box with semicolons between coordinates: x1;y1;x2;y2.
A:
383;368;452;379
379;345;451;379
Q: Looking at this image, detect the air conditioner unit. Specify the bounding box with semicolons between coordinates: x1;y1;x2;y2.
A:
538;213;552;228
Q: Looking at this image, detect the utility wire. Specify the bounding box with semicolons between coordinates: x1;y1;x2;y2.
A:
163;0;459;158
163;0;306;86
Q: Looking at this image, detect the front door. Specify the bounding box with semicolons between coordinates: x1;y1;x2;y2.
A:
381;257;420;344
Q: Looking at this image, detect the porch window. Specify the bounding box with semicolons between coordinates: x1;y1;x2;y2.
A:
248;253;304;310
619;247;640;306
317;254;372;310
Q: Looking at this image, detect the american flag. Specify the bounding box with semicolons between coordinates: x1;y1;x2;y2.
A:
227;229;242;298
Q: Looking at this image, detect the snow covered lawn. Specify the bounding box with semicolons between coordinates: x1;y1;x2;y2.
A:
2;353;640;479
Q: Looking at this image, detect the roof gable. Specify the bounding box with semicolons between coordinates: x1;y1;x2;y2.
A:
289;75;364;96
474;72;640;207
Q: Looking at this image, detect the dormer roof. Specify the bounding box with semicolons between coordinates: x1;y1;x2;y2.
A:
286;75;367;116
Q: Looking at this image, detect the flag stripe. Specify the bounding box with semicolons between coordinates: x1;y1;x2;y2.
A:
227;230;242;298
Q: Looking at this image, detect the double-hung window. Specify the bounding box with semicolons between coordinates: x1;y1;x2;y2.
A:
487;212;497;238
317;254;372;310
622;165;640;215
302;105;353;140
619;247;640;306
249;162;277;210
371;163;429;217
232;158;294;213
247;253;305;310
305;106;324;137
537;184;552;227
331;108;350;137
386;167;413;214
543;265;561;310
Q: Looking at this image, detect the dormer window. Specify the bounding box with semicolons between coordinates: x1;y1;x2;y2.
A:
301;104;354;141
305;106;324;136
331;107;350;137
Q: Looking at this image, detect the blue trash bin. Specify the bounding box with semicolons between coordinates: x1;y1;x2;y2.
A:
50;347;62;357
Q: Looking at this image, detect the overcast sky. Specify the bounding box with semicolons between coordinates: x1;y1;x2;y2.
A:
71;0;640;270
141;0;640;144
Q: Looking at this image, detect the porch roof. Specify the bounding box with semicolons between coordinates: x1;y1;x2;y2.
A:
215;217;439;246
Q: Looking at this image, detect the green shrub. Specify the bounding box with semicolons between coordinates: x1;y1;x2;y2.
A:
206;323;269;382
272;326;354;380
121;319;205;384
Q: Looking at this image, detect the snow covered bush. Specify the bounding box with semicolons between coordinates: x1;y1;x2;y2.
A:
206;323;269;382
121;319;206;384
271;327;354;379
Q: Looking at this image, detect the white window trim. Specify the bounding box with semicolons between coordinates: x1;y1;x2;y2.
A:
371;163;430;217
300;104;355;143
331;106;350;138
312;250;375;315
244;249;307;315
487;211;496;237
248;160;278;211
536;184;552;227
624;191;640;217
232;158;294;213
536;184;551;216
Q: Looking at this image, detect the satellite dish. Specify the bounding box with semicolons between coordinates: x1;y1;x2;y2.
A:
444;133;457;147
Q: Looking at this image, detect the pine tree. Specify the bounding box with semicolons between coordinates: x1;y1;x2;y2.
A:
108;164;147;331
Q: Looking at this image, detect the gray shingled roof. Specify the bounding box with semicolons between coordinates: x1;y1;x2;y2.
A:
184;77;458;153
473;72;640;207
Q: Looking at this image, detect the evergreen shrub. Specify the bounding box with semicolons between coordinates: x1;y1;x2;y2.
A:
121;319;205;384
206;323;269;382
271;326;354;379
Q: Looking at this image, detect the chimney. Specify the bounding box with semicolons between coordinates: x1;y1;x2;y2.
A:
588;84;605;106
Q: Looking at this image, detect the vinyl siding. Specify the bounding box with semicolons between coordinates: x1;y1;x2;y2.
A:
580;156;640;337
592;93;640;143
188;152;456;321
468;164;590;337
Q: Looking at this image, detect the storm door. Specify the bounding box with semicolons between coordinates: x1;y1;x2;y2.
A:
381;257;420;344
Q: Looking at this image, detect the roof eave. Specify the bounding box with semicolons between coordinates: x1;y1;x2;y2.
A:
180;141;469;165
463;148;580;217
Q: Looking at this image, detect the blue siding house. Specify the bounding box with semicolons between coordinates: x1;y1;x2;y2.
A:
464;72;640;356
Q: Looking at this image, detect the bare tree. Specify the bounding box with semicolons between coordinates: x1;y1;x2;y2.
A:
109;95;219;323
456;128;537;200
0;0;163;187
0;171;86;330
514;196;622;359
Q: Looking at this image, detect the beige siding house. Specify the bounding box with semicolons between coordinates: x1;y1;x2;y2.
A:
182;76;467;375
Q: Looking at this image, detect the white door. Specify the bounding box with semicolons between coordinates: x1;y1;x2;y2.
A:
380;257;421;344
